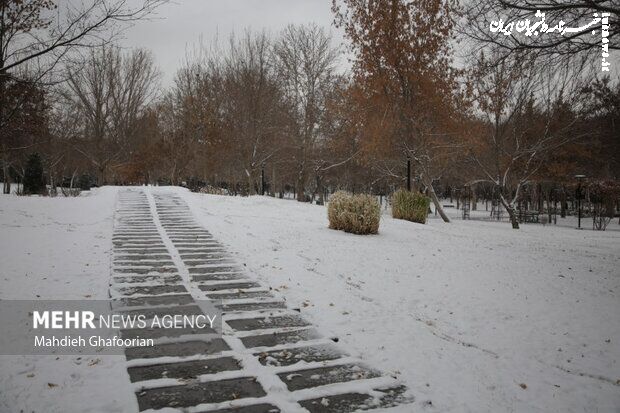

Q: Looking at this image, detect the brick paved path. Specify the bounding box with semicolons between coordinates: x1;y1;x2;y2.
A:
111;189;413;412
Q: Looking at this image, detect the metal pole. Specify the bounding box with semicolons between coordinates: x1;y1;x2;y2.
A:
407;156;411;191
261;164;265;196
575;175;586;229
578;186;582;229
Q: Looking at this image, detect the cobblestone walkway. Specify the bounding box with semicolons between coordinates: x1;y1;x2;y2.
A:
111;189;413;412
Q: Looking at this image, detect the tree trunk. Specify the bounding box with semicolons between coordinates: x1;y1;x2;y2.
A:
99;165;107;187
560;187;567;218
0;72;8;195
247;169;257;195
500;194;520;229
2;161;10;194
424;177;450;223
296;167;306;202
49;174;56;197
316;174;324;205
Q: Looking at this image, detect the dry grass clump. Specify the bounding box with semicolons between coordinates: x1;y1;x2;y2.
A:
198;185;227;195
392;190;430;224
328;191;380;235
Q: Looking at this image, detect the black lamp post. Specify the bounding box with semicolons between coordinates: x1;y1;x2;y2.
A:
406;155;411;191
575;174;586;229
261;163;266;196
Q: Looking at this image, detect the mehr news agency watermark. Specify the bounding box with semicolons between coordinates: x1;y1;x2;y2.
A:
489;10;612;72
0;300;222;355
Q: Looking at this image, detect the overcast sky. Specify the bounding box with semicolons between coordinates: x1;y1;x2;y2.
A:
117;1;618;86
120;0;346;86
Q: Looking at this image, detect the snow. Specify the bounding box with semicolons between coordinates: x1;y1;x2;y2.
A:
178;189;620;412
1;186;618;412
0;182;23;195
0;187;138;412
0;187;116;300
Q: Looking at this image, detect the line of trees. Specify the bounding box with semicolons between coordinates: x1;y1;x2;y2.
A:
1;0;619;228
0;0;167;193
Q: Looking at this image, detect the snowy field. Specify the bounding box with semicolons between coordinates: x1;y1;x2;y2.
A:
182;189;620;412
0;186;619;412
0;187;136;412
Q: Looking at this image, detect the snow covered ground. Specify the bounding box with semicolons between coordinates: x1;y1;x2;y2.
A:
179;189;620;413
0;186;618;412
0;187;137;412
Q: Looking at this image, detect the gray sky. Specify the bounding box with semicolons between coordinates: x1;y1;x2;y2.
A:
120;0;346;86
117;1;618;86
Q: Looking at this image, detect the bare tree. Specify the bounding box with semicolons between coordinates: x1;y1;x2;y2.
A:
273;23;340;201
467;50;590;228
63;46;160;184
222;31;286;195
0;0;166;192
0;0;166;75
463;1;618;61
159;45;228;185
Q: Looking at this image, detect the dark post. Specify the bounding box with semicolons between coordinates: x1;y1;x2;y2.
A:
406;155;411;191
575;174;586;229
261;164;266;196
577;187;582;229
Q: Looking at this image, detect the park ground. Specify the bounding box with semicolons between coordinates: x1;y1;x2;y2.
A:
0;186;618;412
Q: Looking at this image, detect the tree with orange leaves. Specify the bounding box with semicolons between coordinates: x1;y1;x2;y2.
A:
332;0;462;222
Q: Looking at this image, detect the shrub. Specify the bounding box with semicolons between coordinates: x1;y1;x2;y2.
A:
328;191;351;231
60;187;82;197
392;190;430;224
198;185;228;195
23;153;46;195
78;174;94;190
328;191;380;235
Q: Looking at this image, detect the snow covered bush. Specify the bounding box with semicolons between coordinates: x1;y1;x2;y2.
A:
392;190;430;224
328;191;380;235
